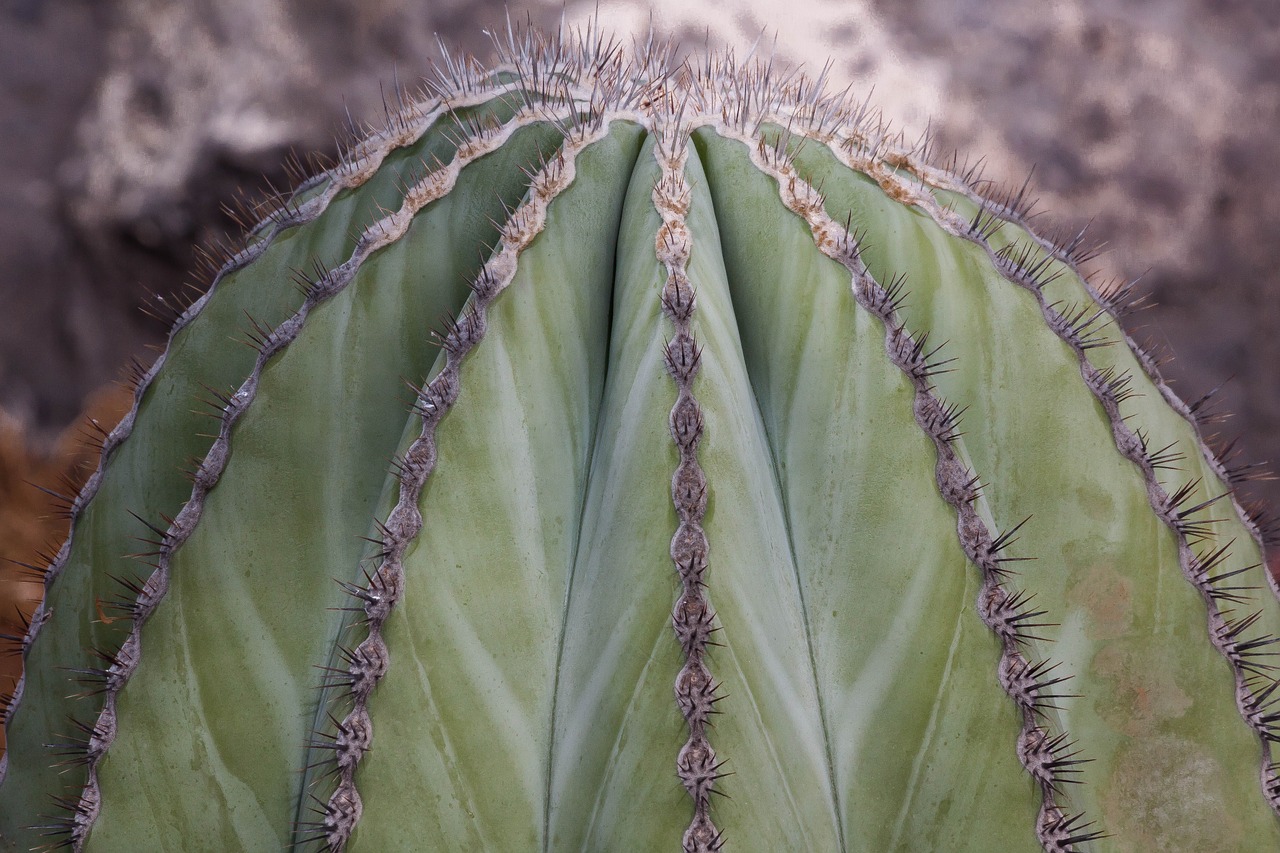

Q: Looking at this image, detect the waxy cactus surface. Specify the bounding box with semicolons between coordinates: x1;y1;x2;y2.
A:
2;24;1279;852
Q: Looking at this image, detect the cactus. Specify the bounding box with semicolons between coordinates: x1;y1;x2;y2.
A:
3;22;1279;852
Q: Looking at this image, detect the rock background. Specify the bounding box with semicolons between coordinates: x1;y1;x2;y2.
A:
2;0;1278;531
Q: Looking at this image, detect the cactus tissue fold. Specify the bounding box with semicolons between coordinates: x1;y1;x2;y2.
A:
2;23;1279;852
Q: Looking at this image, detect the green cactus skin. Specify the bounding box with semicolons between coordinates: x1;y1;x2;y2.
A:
3;24;1279;852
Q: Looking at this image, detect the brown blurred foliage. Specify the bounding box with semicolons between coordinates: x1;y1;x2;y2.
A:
0;385;133;751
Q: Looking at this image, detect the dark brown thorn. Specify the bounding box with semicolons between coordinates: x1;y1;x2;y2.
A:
1134;428;1183;470
870;271;909;315
125;510;171;546
5;556;51;582
1167;487;1228;539
43;716;103;767
0;611;28;655
1187;375;1234;426
1218;610;1264;647
1243;501;1280;545
1245;677;1280;740
104;573;148;618
991;516;1032;554
1095;274;1150;319
1214;436;1275;485
996;589;1058;645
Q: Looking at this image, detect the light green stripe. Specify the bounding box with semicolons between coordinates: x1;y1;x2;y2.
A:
697;126;1040;851
795;140;1280;850
350;123;644;851
87;121;563;851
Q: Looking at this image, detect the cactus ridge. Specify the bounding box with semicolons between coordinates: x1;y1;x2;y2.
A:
0;68;543;755
945;178;1280;808
736;128;1099;850
4;20;1280;851
746;104;1280;826
303;118;616;850
865;135;1280;814
828;112;1268;562
652;122;729;853
3;81;457;848
63;86;643;846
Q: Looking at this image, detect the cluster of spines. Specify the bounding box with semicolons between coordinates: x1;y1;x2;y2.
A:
652;118;726;853
738;128;1102;851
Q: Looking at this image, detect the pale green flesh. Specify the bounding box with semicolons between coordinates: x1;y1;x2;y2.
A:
0;95;528;849
784;139;1280;848
696;127;1041;850
349;123;645;850
86;123;564;851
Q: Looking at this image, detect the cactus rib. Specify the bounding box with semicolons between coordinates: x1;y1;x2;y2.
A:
62;107;589;850
7;97;518;853
651;122;728;853
0;70;551;804
870;138;1280;813
945;185;1280;810
774;115;1280;822
824;116;1276;563
733;128;1097;850
306;118;616;850
21;69;553;593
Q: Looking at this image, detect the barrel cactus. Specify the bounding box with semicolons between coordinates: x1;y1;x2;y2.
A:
2;23;1278;852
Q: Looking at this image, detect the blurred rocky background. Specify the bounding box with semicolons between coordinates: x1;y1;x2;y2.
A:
1;0;1278;684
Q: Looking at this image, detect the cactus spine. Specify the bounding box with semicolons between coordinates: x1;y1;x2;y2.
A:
2;24;1278;852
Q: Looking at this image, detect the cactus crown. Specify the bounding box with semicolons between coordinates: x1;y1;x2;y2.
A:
2;21;1279;852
